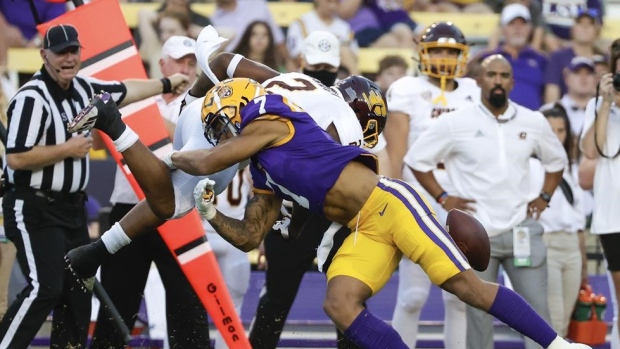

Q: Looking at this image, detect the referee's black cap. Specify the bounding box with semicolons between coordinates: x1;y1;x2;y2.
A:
44;24;81;53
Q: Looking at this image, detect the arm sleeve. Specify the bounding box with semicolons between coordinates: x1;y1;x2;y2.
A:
404;115;453;172
6;92;47;154
84;76;128;106
534;112;568;172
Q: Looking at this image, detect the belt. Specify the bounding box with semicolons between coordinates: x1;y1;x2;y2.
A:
10;185;86;203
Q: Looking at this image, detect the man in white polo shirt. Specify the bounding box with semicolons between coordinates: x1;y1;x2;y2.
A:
155;35;198;139
406;54;567;349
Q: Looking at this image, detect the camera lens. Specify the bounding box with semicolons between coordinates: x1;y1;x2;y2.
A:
613;73;620;92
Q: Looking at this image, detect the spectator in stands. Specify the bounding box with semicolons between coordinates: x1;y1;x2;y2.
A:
475;4;547;110
0;0;65;69
487;0;546;52
139;11;191;79
542;0;603;46
544;9;604;104
580;39;620;349
413;0;493;13
233;21;279;71
374;54;409;94
542;57;597;145
89;35;210;349
338;0;414;48
211;0;295;72
530;106;587;337
155;0;211;38
287;0;360;74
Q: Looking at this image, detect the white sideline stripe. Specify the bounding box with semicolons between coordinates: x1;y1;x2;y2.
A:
79;46;137;77
0;200;39;349
177;241;212;265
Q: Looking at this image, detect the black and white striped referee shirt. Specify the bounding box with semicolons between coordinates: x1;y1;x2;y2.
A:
6;66;127;193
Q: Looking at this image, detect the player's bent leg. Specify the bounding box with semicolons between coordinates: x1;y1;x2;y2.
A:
71;92;175;219
391;258;431;348
441;270;592;349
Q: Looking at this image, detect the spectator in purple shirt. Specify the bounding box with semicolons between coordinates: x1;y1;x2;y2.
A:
543;9;604;104
0;0;65;69
474;4;547;110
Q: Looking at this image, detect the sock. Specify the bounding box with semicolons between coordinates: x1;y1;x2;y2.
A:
101;222;132;254
112;127;139;152
489;285;557;348
343;309;408;349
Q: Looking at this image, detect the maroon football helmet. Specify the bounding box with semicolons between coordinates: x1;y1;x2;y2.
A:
334;76;387;149
419;21;469;79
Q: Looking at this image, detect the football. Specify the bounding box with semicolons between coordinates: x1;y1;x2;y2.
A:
446;209;490;272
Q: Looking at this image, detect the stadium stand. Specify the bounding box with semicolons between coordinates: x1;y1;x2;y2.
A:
7;2;620;76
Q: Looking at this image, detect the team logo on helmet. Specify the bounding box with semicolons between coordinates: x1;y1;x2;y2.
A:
217;85;233;99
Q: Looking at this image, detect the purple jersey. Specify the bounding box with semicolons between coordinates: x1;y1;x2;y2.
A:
241;94;377;214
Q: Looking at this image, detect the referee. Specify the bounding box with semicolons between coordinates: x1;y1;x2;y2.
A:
0;24;189;349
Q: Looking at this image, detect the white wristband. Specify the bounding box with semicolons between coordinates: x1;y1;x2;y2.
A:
161;150;178;170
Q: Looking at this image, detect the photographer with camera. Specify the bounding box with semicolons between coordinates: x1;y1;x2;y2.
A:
580;38;620;348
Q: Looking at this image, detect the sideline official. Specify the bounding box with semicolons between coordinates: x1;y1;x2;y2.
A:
0;24;188;349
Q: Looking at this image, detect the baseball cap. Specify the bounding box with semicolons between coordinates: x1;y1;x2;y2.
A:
500;4;531;26
576;8;602;24
302;31;340;68
567;56;595;73
592;54;608;66
43;24;81;53
162;36;197;59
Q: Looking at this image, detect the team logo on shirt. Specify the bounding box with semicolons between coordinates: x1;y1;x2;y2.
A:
430;107;456;118
519;132;527;139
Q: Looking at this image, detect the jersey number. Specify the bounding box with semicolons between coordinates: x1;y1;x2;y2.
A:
213;170;245;207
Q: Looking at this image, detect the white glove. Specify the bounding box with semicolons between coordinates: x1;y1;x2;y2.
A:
194;178;217;220
272;205;292;239
195;25;229;84
547;336;592;349
161;150;178;170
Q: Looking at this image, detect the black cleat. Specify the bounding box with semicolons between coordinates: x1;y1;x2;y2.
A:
67;92;126;139
65;239;109;292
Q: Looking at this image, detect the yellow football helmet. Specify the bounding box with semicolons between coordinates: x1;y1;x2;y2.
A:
418;21;469;80
202;78;266;145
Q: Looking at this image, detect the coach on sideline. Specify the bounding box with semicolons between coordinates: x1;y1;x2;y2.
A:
406;54;567;349
0;24;188;349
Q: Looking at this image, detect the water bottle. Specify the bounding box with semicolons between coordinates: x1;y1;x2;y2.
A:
593;294;607;320
573;290;593;321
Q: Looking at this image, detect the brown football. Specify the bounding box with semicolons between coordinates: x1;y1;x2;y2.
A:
446;209;490;272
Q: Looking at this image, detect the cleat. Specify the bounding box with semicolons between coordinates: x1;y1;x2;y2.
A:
67;92;122;134
65;240;109;292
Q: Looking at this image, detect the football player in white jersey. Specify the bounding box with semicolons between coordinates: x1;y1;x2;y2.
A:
384;21;480;349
